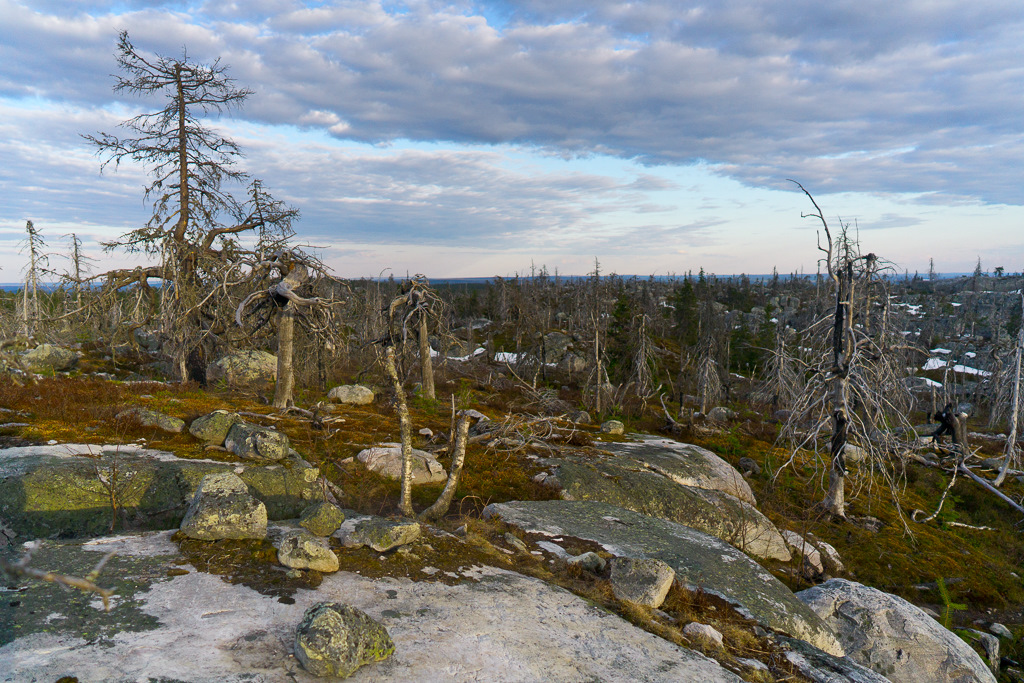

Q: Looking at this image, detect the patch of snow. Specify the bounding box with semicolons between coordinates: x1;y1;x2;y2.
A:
922;358;948;371
964;351;977;358
931;348;952;354
953;364;992;377
493;351;522;363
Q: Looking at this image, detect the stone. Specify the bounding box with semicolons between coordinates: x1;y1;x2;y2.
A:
504;532;530;554
335;516;421;552
568;551;606;573
205;349;276;385
811;538;845;574
782;529;824;578
20;344;78;373
546;455;789;561
116;407;185;434
777;636;894;683
567;410;592;424
989;622;1013;639
610;557;675;608
179;472;267;541
844;443;869;463
485;500;841;656
683;622;724;648
798;578;995;683
706;406;736;422
299;501;346;537
356;443;447;484
0;532;744;681
188;410;245;446
278;530;340;573
327;384;375;405
541;331;572;364
963;629;1000;677
600;420;625;435
738;457;761;475
294;602;394;678
557;353;587;373
0;443;320;539
224;423;291;462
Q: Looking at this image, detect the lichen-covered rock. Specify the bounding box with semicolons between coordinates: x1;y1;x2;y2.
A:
335;516;421;552
189;410;245;446
600;420;625;435
327;385;374;405
609;557;675;608
684;623;724;648
179;472;267;541
116;407;185;434
20;344;78;373
294;602;394;678
568;551;606;573
225;423;291;462
778;635;894;683
782;530;824;578
356;443;446;484
300;501;346;537
205;350;276;385
485;500;841;656
278;530;339;573
797;578;996;683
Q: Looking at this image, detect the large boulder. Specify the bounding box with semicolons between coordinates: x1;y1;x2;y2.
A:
540;331;572;364
1;532;744;682
327;385;374;405
484;499;841;656
778;636;894;683
609;557;675;608
205;350;276;385
294;602;394;678
224;423;291;462
356;443;446;485
116;407;185;434
334;515;421;552
299;501;345;537
189;410;245;446
20;344;78;373
798;578;996;683
543;456;789;561
0;443;320;539
179;472;267;541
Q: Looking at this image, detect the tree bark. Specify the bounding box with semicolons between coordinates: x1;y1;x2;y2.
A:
273;303;295;409
419;414;470;521
418;309;435;400
384;344;415;517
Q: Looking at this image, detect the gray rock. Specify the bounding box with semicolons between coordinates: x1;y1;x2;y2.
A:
683;622;724;648
277;530;339;573
299;501;345;537
811;538;845;574
2;532;744;682
205;349;276;385
738;457;761;475
224;423;291;462
609;557;675;608
179;472;267;541
188;410;245;446
327;384;375;405
798;578;995;683
844;443;869;463
600;420;625;435
20;344;78;373
567;410;592;425
116;407;185;434
782;530;824;578
707;406;736;422
547;455;789;561
335;516;421;552
778;636;894;683
568;551;606;573
557;352;587;373
294;602;394;677
989;622;1013;639
356;443;446;484
484;500;841;656
963;629;1000;677
541;331;572;364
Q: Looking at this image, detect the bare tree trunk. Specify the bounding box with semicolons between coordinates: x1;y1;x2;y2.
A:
419;413;470;521
418;309;435;400
384;344;415;517
997;299;1024;486
273;304;295;409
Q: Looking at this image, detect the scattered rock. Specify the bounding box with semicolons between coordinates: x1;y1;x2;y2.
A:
20;344;79;373
327;384;375;405
684;622;724;648
843;443;869;463
738;457;761;476
609;556;675;608
278;530;340;573
963;629;1000;677
557;353;587;373
706;406;736;422
568;551;606;573
116;407;185;434
294;602;394;678
541;331;573;364
356;443;446;484
504;532;530;554
797;578;995;683
778;635;893;683
989;622;1013;639
179;472;267;541
224;423;291;462
600;420;625;435
567;410;592;424
810;537;845;574
205;349;276;385
189;410;245;446
335;516;421;552
782;530;824;578
299;501;346;537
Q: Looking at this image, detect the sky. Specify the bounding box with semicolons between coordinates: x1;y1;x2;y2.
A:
1;0;1022;279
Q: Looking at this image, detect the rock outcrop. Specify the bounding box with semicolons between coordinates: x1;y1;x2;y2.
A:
20;344;79;373
356;443;446;485
179;472;267;541
116;407;185;434
189;410;245;446
224;423;291;462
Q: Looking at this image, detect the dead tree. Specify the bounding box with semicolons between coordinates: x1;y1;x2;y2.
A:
996;293;1024;486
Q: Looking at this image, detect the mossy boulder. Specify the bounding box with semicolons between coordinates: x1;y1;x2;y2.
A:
335;515;421;552
20;344;79;373
294;602;394;678
327;385;374;405
300;501;345;537
277;530;339;573
225;423;291;462
206;349;276;385
116;407;186;434
179;472;267;541
189;410;245;446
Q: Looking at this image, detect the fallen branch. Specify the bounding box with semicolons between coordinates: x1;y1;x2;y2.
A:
958;464;1024;516
1;548;116;610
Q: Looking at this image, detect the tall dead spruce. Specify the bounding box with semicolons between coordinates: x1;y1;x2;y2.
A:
779;182;913;520
84;32;296;381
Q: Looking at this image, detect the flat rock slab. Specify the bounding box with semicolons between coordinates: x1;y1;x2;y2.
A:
544;456;790;561
484;499;842;657
0;531;743;682
600;435;757;505
0;443;320;541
